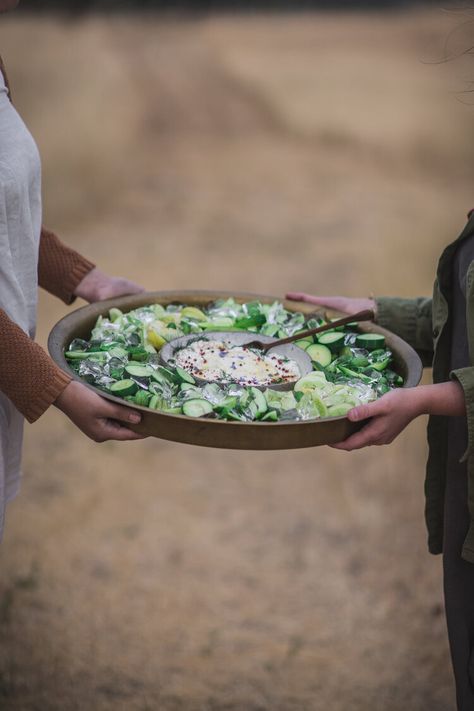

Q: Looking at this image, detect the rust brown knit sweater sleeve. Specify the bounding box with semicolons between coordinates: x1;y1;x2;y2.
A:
0;308;72;423
38;228;96;305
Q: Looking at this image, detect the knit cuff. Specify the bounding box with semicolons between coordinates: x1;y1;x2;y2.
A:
63;258;96;305
38;227;95;305
24;368;72;423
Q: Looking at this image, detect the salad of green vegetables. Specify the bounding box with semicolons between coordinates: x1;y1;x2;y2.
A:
65;298;403;422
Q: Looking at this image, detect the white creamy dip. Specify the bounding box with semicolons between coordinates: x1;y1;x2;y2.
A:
175;340;301;386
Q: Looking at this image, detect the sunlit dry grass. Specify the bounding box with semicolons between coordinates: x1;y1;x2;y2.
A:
0;9;473;710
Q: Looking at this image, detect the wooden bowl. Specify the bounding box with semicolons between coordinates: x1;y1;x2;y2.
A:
48;290;423;450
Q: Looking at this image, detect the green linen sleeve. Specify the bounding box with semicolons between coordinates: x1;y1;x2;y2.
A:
449;368;474;463
375;296;433;366
449;367;474;562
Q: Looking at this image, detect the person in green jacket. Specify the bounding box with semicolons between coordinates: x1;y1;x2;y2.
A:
287;210;474;711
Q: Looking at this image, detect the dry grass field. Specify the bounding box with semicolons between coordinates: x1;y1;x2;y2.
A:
1;8;474;710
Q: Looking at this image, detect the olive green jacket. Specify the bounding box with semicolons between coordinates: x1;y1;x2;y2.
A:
375;211;474;563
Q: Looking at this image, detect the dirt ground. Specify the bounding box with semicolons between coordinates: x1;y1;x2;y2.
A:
1;8;474;710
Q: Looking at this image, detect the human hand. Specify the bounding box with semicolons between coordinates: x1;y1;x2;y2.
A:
54;380;146;442
74;267;145;303
330;388;423;451
331;381;466;451
286;292;376;317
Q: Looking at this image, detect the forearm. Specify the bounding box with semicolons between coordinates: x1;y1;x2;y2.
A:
412;382;466;418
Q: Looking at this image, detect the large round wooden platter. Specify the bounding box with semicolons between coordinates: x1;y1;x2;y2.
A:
48;290;423;450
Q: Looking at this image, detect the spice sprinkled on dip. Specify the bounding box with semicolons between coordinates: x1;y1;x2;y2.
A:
174;339;301;386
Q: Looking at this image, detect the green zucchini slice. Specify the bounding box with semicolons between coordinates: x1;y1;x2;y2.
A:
124;364;154;378
306;344;332;367
249;387;268;416
317;331;345;352
355;333;386;351
175;367;196;385
109;379;138;397
294;339;313;351
182;399;214;418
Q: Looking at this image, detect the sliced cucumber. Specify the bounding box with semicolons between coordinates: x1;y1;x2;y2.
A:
161;313;181;326
249;387;268;416
385;370;404;387
153;304;166;318
214;396;239;417
226;410;247;422
243;400;259;419
182;399;213;418
148;394;161;410
203;317;234;329
108;346;129;360
317;332;345;352
65;350;106;361
313;395;329;418
261;323;280;338
327;403;353;417
297;392;328;418
154;366;175;382
261;410;278;422
180;382;199;392
306;344;332;367
371;357;391;372
239;390;250;408
220;395;239;409
126;348;149;362
65;350;88;360
337;365;373;383
175;366;196;385
355;333;386;351
109;379;138;397
161;405;183;415
350;356;370;368
109;307;123;322
306;370;327;380
294;339;313;351
369;348;388;359
134;390;152;407
100;341;123;351
124;364;154;378
180;306;207;321
294;373;326;394
150;370;171;387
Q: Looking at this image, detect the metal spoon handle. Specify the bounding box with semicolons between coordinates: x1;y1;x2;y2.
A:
260;309;375;352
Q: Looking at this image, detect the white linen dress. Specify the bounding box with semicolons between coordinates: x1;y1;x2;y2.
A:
0;69;42;537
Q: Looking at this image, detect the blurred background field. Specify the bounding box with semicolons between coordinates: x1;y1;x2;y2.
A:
1;5;473;710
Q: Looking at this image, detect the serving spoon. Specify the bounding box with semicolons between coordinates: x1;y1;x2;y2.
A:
242;309;376;353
